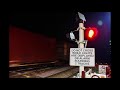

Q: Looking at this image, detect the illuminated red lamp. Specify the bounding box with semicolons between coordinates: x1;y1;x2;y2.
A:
85;27;98;40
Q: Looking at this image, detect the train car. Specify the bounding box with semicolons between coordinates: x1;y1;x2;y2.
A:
9;25;71;69
9;25;57;67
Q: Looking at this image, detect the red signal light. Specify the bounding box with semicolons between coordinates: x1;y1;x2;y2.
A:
85;27;98;40
88;30;94;38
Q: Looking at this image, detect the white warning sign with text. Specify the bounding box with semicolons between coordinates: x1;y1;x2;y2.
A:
70;48;95;66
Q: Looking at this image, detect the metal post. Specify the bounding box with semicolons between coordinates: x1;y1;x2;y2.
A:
78;22;85;78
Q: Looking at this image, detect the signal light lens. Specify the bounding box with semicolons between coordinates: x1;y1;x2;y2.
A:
85;27;98;40
88;30;94;38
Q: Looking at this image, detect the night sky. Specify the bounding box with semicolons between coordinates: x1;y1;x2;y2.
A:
9;12;111;63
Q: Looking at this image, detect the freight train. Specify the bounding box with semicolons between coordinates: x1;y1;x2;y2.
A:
9;25;70;69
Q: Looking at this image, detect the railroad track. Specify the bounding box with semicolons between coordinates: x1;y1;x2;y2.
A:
68;72;79;78
9;67;57;78
47;67;78;78
9;66;79;78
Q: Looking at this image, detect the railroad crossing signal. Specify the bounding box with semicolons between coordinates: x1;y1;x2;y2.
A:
66;27;98;42
67;12;98;78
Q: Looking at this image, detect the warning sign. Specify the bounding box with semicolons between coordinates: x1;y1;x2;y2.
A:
99;65;108;75
70;48;95;66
